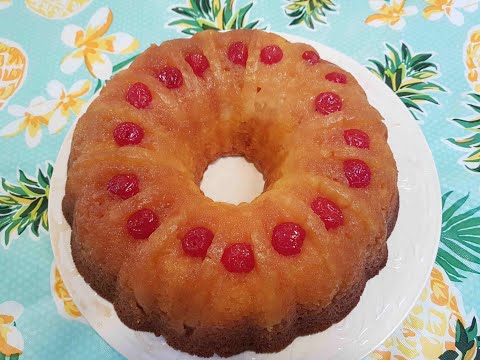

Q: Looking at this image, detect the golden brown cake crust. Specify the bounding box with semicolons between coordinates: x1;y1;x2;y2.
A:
63;29;399;357
111;195;396;358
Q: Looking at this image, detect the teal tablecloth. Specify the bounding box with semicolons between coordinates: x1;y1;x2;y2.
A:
1;1;479;359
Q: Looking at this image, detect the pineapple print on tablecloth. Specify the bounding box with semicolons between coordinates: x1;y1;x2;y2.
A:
368;265;478;360
465;25;480;93
446;27;480;172
0;162;52;248
367;42;446;121
50;262;84;322
169;0;266;35
0;39;27;110
284;0;337;29
25;0;91;19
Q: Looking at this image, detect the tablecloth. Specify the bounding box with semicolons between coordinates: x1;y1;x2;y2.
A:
0;1;479;359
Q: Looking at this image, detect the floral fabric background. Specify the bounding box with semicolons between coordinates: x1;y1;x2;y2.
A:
0;1;479;359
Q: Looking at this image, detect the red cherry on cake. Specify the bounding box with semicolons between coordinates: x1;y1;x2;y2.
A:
221;243;255;273
228;41;248;67
182;227;214;258
107;174;139;199
325;72;347;84
272;222;306;256
127;209;159;240
315;92;342;115
126;82;152;109
343;129;370;149
260;45;283;64
344;159;371;188
311;197;344;230
185;53;210;77
302;51;320;65
114;122;144;146
158;66;183;89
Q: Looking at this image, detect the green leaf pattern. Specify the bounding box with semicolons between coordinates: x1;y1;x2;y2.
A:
169;0;266;35
0;163;52;248
447;93;480;173
0;354;21;360
439;317;480;360
284;0;337;29
437;192;480;283
367;43;446;121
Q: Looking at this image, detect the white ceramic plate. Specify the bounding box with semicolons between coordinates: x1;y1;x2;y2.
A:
49;33;442;360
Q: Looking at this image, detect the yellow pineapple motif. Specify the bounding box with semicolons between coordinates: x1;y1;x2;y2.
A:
0;39;27;110
25;0;91;19
368;265;478;360
465;25;480;92
50;263;83;320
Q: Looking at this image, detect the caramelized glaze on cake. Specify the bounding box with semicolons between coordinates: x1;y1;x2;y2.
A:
63;30;399;357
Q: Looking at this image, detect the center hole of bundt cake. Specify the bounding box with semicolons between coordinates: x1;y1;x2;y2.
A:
200;156;265;205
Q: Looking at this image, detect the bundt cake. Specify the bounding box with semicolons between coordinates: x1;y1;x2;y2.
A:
62;29;399;357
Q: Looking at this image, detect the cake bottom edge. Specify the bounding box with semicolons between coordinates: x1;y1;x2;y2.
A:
69;191;399;358
112;243;388;358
